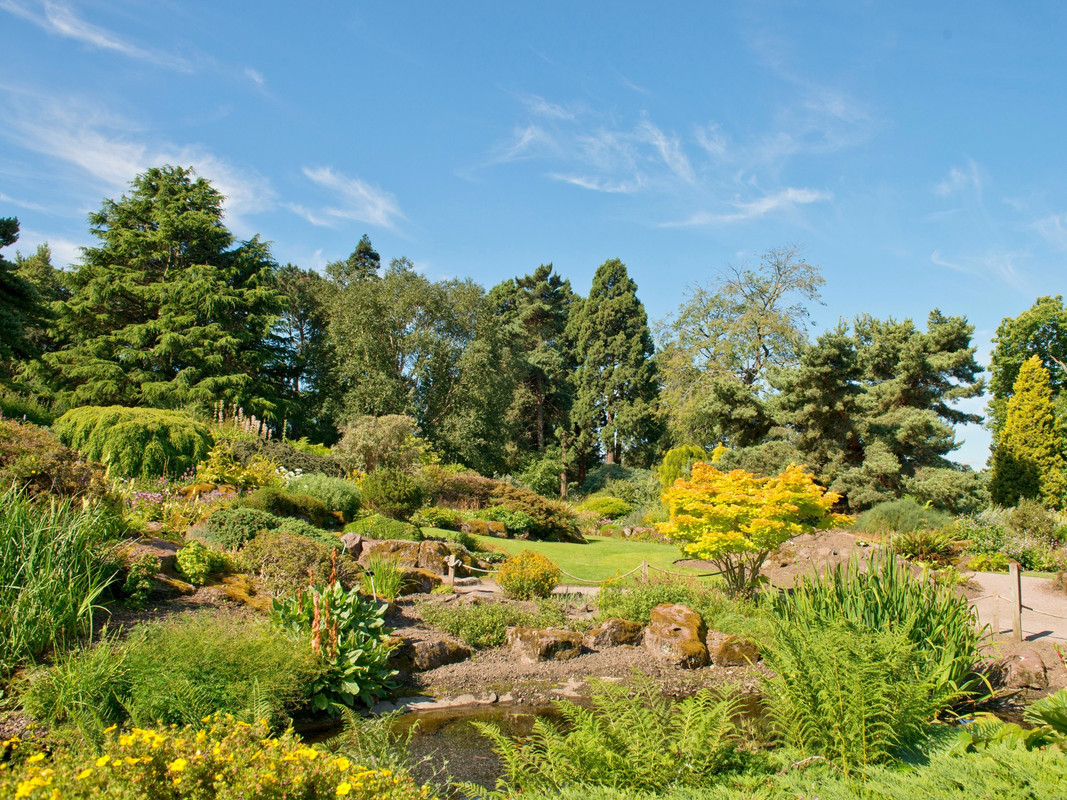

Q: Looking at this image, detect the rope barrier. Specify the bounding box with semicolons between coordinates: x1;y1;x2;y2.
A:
447;557;721;586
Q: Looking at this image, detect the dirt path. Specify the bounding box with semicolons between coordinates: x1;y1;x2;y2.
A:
969;572;1067;643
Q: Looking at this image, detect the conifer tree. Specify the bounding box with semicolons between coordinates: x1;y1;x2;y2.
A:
0;218;41;370
568;258;660;466
990;356;1067;508
49;166;283;416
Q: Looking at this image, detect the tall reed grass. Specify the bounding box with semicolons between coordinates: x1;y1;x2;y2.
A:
0;488;120;673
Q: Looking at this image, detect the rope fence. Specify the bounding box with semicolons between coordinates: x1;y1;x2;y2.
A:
446;556;720;588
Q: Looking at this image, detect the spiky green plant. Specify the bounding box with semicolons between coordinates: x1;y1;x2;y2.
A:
765;554;986;701
0;488;120;674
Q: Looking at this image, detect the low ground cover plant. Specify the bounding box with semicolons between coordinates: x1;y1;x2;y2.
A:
595;577;760;638
418;598;567;649
496;550;560;599
344;513;423;541
0;715;431;800
24;613;321;738
53;405;213;479
241;531;359;595
0;488;120;674
954;504;1067;571
270;581;398;712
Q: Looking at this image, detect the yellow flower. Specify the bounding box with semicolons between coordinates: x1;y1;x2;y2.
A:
124;757;140;766
336;782;352;796
76;769;93;780
103;725;118;734
27;753;46;763
118;734;134;747
332;756;351;772
95;755;111;767
172;776;182;786
168;758;187;772
50;790;61;800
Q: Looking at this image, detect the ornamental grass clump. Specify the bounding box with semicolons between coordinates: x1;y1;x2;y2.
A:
0;488;120;674
0;715;432;800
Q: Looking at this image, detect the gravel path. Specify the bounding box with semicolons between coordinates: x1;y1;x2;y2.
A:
969;571;1067;643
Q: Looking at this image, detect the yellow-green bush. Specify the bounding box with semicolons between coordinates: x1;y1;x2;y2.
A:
195;441;280;491
54;406;213;479
496;550;560;599
0;716;432;799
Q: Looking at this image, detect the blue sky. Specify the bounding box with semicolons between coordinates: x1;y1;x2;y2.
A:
3;1;1066;466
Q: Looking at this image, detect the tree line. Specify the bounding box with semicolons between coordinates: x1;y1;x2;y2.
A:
1;165;1064;510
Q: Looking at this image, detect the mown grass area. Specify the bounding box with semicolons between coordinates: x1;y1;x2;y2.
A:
424;529;712;584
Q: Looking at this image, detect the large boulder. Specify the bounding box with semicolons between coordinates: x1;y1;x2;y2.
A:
707;633;761;667
585;618;644;649
507;626;584;663
340;531;364;557
358;539;421;569
644;604;709;669
399;567;442;595
418;540;451;574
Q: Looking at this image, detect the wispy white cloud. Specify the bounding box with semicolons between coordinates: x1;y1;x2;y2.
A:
244;67;265;86
0;191;52;213
547;173;644;194
934;159;982;198
635;120;694;184
662;186;832;227
1030;212;1067;250
930;247;1030;293
14;228;85;268
0;91;275;232
694;123;728;159
519;92;579;121
293;166;405;230
0;0;191;71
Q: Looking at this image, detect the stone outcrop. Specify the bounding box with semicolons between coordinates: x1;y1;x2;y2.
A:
994;651;1049;689
390;637;472;673
358;540;421;569
644;603;709;669
507;626;584;663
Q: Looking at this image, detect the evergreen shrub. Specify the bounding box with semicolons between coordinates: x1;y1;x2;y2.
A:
580;495;634;520
344;513;422;541
230;436;345;477
287;473;361;522
175;540;232;585
53;405;213;478
471;505;535;534
497;550;560;599
241;486;329;527
418;598;566;649
201;506;281;550
411;505;461;530
421;465;497;509
0;418;109;500
490;483;581;542
360;468;424;519
854;497;952;534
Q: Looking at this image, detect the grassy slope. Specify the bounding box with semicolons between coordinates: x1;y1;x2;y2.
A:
423;530;711;584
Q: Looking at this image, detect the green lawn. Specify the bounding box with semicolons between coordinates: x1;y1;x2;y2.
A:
427;530;715;584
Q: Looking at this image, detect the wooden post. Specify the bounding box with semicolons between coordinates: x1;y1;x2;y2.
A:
1009;561;1023;643
446;555;457;587
641;560;649;584
992;591;1000;638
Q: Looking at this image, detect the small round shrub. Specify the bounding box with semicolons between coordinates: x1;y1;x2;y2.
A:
287;473;361;522
53;405;213;478
1009;498;1060;539
241;531;358;595
360;468;424;520
344;513;422;542
241;486;328;527
195;440;281;490
175;540;232;585
0;418;109;500
201;506;282;549
274;518;343;548
411;505;461;530
580;495;634;520
490;483;581;542
497;550;561;599
420;465;497;508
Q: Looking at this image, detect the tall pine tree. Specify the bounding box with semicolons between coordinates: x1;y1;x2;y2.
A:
568;258;661;467
49;166;283;416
